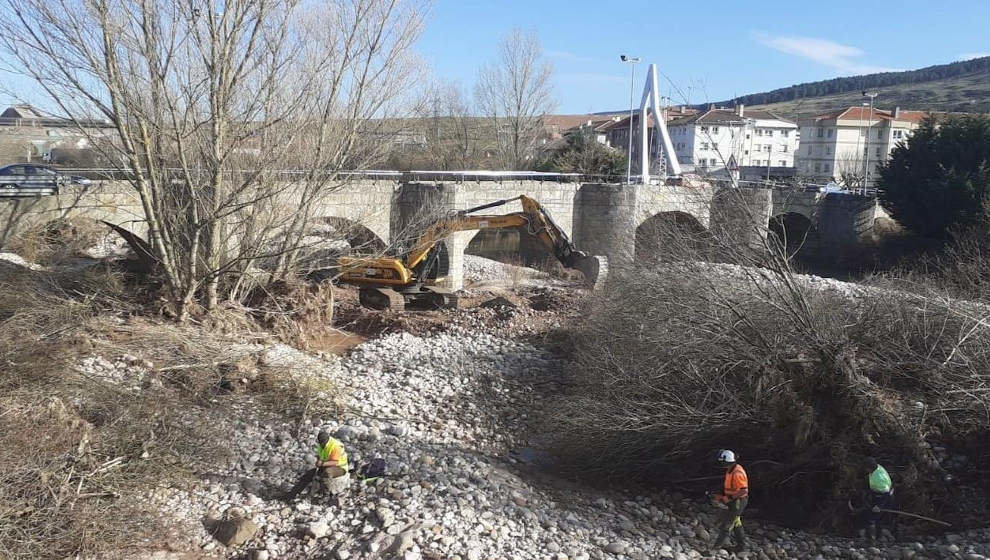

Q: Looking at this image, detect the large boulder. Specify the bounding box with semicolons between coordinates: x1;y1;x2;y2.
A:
205;516;259;547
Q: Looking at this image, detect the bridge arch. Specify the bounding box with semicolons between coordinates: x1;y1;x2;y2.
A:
317;216;387;255
635;211;709;262
287;216;389;278
768;212;819;259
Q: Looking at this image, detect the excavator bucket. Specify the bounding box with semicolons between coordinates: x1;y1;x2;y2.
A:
572;254;608;290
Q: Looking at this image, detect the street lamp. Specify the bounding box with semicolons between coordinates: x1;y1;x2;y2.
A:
620;55;641;184
862;91;878;192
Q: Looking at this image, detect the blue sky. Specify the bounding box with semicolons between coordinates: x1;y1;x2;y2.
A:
419;0;990;113
2;0;987;115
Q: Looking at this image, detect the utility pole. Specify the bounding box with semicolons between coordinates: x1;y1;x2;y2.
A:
863;91;878;193
620;55;641;184
856;103;866;192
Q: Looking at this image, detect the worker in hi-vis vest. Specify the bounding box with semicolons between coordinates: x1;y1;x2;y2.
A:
711;449;749;553
284;430;350;503
865;457;897;540
314;430;349;496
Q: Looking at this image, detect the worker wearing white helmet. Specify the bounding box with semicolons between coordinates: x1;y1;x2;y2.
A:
711;449;749;553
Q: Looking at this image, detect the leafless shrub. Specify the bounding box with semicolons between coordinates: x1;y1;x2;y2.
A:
0;263;344;557
550;189;990;531
4;218;115;266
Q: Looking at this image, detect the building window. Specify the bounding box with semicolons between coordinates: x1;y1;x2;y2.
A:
807;145;812;154
782;130;790;138
700;126;709;132
713;126;720;133
766;130;774;137
710;158;718;166
876;147;882;157
827;128;833;138
877;129;882;139
824;163;831;172
745;134;751;139
814;163;821;173
744;150;749;155
893;130;904;139
826;146;832;155
816;127;824;138
779;160;786;166
764;145;771;152
781;145;788;153
700;142;709;150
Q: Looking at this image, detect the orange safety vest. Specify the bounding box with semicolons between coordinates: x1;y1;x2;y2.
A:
720;463;749;502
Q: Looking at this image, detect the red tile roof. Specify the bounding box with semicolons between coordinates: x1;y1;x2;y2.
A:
668;108;795;127
600;108;699;131
808;107;929;124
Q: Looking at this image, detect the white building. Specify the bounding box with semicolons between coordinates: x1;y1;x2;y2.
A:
666;106;798;173
795;106;926;187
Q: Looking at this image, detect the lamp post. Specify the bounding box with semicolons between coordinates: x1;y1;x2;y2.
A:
863;91;878;192
620;55;641;184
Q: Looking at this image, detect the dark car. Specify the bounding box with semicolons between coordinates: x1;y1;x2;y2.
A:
0;164;91;191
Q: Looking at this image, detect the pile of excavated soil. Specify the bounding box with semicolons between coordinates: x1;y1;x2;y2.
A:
333;284;584;341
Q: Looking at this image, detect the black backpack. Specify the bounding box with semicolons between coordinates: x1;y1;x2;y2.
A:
357;457;388;480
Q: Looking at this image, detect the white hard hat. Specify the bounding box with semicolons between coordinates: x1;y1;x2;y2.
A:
717;449;736;463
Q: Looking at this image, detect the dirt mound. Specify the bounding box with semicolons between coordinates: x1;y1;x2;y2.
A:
332;284;585;341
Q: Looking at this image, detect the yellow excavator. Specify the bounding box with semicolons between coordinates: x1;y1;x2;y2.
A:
338;195;608;310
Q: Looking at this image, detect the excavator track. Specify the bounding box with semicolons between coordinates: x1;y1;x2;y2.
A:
420;287;460;309
359;287;406;311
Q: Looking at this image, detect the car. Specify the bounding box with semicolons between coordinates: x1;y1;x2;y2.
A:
0;164;91;191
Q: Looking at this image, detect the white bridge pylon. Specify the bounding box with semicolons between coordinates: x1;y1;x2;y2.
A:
639;63;681;182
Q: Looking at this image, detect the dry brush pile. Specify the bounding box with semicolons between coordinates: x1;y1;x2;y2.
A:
0;258;341;559
549;204;990;533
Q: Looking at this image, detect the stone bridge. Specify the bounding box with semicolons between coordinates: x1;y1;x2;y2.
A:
0;177;890;288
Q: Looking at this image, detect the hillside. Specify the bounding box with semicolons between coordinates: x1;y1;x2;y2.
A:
722;57;990;118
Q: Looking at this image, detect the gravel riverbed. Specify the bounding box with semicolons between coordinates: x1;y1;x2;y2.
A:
70;256;990;560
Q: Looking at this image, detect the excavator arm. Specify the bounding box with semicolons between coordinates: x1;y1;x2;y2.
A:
338;194;607;309
403;195;606;287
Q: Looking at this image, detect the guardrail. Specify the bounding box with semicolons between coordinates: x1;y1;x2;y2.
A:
53;168;619;183
18;167;882;196
0;117;113;128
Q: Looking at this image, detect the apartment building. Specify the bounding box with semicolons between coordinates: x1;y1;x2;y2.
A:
666;106;798;173
795;106;926;186
602;106;697;148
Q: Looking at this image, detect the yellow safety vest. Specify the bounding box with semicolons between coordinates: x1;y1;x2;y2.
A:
316;437;348;472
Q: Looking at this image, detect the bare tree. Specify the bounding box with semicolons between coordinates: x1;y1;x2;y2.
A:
0;0;425;320
415;79;481;170
836;152;866;189
474;28;556;170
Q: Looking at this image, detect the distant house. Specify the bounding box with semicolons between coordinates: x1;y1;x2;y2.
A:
600;106;699;166
0;105;43;121
666;106;798;174
0;105;114;164
0;104;113;129
794;106;927;187
542;113;627;143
